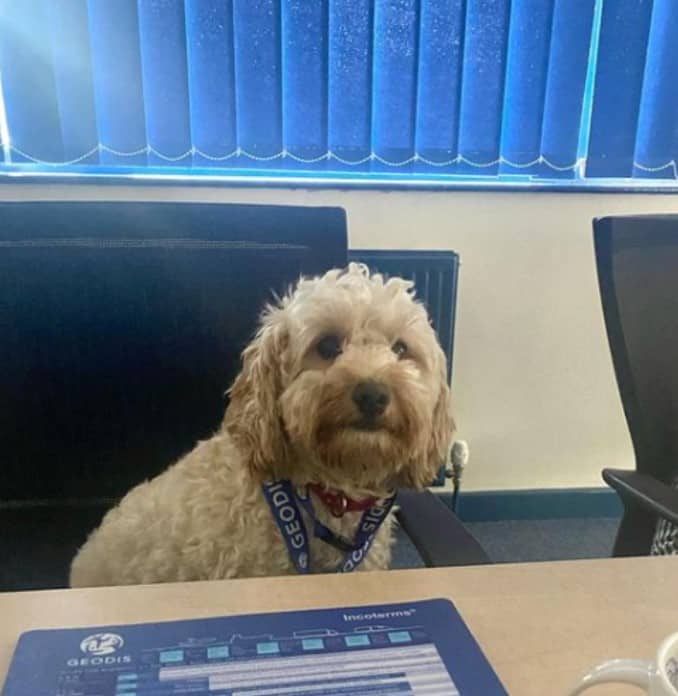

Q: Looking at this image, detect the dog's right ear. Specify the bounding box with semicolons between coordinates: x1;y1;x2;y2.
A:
223;308;289;481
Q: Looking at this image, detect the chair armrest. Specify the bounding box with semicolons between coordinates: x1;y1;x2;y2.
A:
395;489;490;567
603;469;678;527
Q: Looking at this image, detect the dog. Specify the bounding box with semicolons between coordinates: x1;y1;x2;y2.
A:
70;264;454;587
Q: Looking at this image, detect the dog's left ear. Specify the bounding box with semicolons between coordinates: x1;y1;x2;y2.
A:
423;353;455;484
223;307;290;481
400;349;455;489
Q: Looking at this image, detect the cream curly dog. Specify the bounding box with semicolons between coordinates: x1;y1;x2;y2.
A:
70;264;454;587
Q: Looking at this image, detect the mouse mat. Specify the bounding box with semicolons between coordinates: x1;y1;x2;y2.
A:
1;598;507;695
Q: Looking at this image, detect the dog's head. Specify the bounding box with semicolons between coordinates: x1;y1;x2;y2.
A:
224;264;454;495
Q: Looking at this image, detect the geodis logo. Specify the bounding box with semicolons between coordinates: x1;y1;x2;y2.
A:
67;633;132;667
80;633;124;656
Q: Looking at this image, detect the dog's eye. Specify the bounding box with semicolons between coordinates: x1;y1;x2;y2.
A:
316;334;342;360
392;340;408;359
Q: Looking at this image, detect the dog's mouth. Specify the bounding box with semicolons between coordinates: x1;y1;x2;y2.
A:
349;417;385;432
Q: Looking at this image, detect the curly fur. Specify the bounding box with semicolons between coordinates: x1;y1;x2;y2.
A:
70;264;454;587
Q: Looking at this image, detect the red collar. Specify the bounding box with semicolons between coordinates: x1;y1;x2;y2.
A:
307;483;378;518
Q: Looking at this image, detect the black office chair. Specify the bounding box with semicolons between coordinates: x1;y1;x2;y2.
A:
0;201;487;591
594;215;678;556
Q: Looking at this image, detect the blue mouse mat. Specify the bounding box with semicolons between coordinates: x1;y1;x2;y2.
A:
1;598;506;696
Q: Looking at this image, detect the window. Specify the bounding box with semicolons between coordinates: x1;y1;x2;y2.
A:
0;0;676;188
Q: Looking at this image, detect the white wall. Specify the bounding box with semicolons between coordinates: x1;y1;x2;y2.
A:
4;183;678;491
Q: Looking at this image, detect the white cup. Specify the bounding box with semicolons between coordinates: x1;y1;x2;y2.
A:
569;632;678;695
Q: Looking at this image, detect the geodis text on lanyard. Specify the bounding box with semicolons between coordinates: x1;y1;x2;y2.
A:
262;480;396;573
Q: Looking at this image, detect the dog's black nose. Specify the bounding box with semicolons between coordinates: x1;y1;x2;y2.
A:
352;380;391;417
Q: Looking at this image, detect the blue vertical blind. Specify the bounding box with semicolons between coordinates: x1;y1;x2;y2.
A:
0;0;676;184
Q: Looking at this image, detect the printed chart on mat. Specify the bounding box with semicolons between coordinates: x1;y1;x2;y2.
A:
1;599;507;696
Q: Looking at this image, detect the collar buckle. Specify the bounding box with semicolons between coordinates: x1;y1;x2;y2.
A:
329;493;349;518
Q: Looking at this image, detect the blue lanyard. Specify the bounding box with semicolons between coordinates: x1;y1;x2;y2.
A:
261;480;396;574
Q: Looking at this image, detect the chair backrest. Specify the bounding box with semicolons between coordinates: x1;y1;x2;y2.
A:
594;215;678;485
0;202;347;502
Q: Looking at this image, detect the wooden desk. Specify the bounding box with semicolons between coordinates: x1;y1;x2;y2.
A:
1;557;676;695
